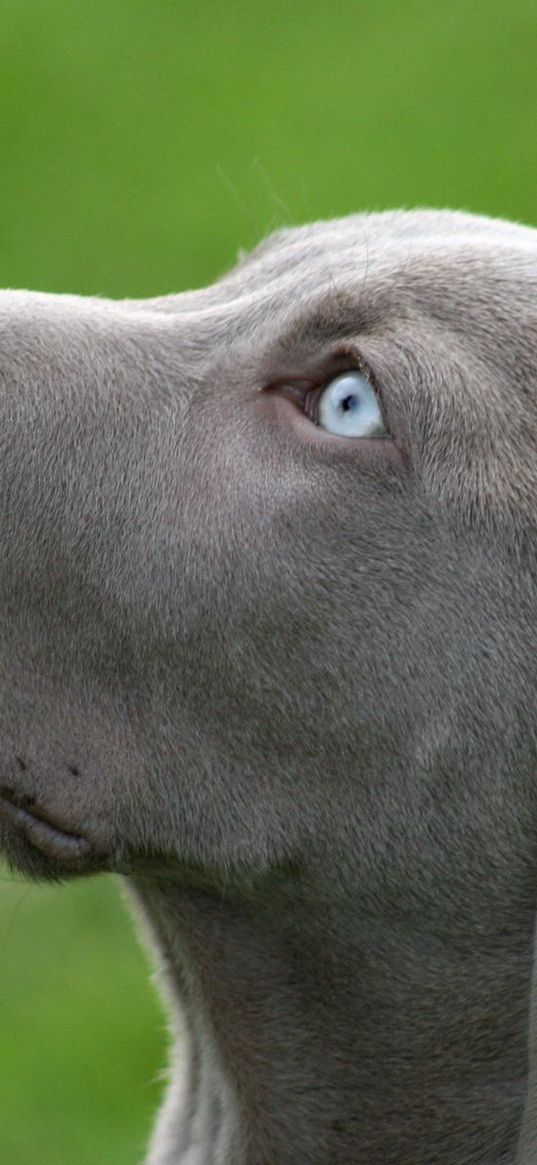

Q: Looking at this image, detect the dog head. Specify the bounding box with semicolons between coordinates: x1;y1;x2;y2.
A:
0;209;536;923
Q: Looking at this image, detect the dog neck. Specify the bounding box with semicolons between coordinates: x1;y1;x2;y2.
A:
129;864;531;1165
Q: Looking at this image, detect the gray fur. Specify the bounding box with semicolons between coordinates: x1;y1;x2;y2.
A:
1;208;537;1163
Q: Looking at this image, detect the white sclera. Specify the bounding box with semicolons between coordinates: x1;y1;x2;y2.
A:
317;371;387;438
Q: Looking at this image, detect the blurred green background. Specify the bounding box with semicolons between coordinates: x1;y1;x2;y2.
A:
0;1;535;1162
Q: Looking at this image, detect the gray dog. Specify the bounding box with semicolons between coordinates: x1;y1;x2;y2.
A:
1;209;536;1165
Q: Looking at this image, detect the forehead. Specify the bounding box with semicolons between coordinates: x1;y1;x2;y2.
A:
174;208;534;365
232;208;537;291
142;211;537;369
207;209;536;382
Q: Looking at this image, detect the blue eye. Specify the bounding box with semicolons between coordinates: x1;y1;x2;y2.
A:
315;371;388;438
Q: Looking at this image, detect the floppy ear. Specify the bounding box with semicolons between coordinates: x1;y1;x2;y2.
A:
516;922;537;1163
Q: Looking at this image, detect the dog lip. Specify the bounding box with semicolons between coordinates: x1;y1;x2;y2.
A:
0;790;92;863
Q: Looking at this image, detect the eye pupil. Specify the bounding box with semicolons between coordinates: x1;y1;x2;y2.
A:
340;394;357;412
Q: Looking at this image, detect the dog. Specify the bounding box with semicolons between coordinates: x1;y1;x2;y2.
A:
1;208;537;1164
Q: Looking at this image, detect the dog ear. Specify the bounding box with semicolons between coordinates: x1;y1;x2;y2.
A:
516;924;537;1163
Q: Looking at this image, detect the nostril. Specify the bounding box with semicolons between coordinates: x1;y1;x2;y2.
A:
15;756;27;771
67;766;80;776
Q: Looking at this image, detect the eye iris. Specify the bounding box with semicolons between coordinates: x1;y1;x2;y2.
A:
316;370;386;438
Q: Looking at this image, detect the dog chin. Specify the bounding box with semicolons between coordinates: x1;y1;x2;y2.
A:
0;791;112;881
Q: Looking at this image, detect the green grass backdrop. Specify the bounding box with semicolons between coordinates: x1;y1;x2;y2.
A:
0;1;535;1162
